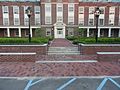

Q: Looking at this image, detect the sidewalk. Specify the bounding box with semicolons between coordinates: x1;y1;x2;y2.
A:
0;39;120;77
49;38;75;47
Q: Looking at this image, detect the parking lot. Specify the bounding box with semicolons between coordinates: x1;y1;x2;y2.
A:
0;77;120;90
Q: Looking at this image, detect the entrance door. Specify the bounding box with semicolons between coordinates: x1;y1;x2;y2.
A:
57;28;64;38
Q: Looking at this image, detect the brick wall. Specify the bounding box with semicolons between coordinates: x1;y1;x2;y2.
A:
0;54;35;62
0;45;48;55
97;53;120;61
79;44;120;55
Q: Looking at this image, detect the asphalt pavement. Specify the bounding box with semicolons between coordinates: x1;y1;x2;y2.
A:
0;77;120;90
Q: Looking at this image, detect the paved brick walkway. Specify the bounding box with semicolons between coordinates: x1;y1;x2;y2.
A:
0;39;120;77
49;38;75;47
0;61;120;77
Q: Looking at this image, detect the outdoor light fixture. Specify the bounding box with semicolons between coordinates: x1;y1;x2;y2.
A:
94;7;100;43
26;7;32;43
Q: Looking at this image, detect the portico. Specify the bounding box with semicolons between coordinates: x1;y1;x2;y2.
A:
54;22;66;38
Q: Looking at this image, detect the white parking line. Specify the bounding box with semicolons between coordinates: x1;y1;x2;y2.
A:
36;60;98;63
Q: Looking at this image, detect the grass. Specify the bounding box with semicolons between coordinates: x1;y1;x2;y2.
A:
0;37;52;44
66;36;120;44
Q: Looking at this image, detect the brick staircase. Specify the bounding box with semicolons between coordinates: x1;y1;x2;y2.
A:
48;47;80;55
48;39;80;55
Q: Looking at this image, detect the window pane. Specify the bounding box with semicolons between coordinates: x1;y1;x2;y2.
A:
35;6;40;14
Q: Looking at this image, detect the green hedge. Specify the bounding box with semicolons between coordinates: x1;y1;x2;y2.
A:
67;36;120;44
0;37;50;44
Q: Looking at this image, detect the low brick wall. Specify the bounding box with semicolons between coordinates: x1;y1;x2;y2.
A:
0;44;48;55
79;44;120;55
97;52;120;61
0;53;36;62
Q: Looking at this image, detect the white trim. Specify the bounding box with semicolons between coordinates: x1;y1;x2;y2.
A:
87;28;89;37
7;28;10;37
0;53;36;55
97;52;120;54
30;28;32;37
119;29;120;37
108;28;111;37
0;26;41;28
18;28;21;37
0;44;47;46
98;28;100;37
1;76;120;79
36;60;98;63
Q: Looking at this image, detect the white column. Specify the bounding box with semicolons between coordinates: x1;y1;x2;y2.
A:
63;27;65;38
30;28;32;37
119;29;120;37
87;28;89;37
7;28;10;37
18;28;21;37
98;28;100;37
108;28;111;37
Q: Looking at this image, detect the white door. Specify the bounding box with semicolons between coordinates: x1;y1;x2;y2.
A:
57;29;64;38
55;28;65;38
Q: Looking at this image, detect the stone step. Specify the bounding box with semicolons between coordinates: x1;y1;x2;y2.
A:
48;51;80;53
48;52;80;55
49;47;78;51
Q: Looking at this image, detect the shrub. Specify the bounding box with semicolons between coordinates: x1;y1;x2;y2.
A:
0;37;49;44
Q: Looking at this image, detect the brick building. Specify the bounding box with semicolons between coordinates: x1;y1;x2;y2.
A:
0;0;120;38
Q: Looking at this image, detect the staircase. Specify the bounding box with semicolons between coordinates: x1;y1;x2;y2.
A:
48;39;80;55
48;47;80;55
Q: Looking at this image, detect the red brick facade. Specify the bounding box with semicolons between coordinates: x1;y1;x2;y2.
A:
0;1;120;38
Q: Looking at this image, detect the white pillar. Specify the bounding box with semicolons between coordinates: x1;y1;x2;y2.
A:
119;29;120;37
87;28;89;37
30;28;32;37
18;28;21;37
108;28;111;37
98;28;100;37
7;28;10;37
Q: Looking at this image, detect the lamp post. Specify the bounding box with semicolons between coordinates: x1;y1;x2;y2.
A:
26;7;32;43
94;7;100;43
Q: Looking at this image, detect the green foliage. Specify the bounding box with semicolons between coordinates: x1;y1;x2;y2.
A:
67;37;120;44
0;37;49;44
35;28;42;37
77;28;86;37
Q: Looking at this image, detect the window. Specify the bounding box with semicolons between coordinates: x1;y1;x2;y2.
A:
67;28;74;36
57;16;62;22
57;5;62;12
45;16;51;24
24;18;29;26
109;7;115;14
4;30;7;37
35;18;40;25
99;7;105;14
3;18;9;25
109;19;114;25
79;18;84;25
88;19;94;25
79;7;84;14
68;16;74;24
14;18;19;25
15;30;19;36
34;6;40;14
99;19;104;26
2;6;8;13
46;28;51;36
45;5;51;12
89;7;94;14
45;0;51;2
25;30;29;36
69;0;74;2
68;4;74;12
13;6;19;14
57;0;62;2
